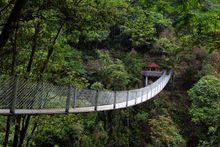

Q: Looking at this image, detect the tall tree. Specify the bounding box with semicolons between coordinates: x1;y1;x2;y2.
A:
0;0;27;52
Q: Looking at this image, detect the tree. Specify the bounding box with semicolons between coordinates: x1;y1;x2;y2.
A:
188;75;220;146
122;51;142;88
0;0;27;52
149;115;185;147
121;4;171;48
96;50;129;90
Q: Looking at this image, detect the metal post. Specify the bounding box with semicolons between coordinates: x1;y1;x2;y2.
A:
65;85;71;113
10;77;18;114
146;89;148;100
135;91;137;105
113;91;117;109
152;85;155;97
73;89;77;108
94;90;99;111
154;85;156;96
145;76;148;86
39;82;44;109
148;87;150;99
150;85;153;98
141;90;144;102
34;81;41;109
126;91;129;107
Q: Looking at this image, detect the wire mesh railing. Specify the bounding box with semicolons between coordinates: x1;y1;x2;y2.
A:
0;70;172;114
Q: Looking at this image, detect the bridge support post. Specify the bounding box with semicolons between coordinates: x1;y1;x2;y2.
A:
73;89;77;108
154;86;156;96
94;90;99;111
135;91;137;104
141;90;143;102
156;84;158;94
113;91;116;109
65;85;71;113
145;76;148;86
126;91;129;107
150;85;153;98
39;82;44;109
10;77;18;114
146;89;148;100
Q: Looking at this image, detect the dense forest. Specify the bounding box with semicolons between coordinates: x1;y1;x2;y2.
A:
0;0;219;146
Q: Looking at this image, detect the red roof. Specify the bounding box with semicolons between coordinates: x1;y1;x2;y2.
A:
147;63;160;68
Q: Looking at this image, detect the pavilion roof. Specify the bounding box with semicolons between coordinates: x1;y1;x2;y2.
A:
147;63;160;68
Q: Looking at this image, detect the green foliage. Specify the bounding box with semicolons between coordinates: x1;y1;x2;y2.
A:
129;110;149;146
91;82;104;90
96;50;129;90
199;51;220;78
188;75;220;110
46;36;88;88
122;6;171;47
188;75;220;145
0;116;6;144
155;37;179;54
32;113;104;146
106;110;129;146
149;115;185;147
33;115;85;146
122;52;142;88
92;121;108;146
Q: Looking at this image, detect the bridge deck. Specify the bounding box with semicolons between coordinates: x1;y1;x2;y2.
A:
0;94;152;115
0;71;172;115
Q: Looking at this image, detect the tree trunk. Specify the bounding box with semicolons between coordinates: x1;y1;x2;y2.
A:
0;0;27;52
4;21;19;147
25;121;37;147
17;23;42;147
13;116;21;147
39;23;63;78
17;23;62;147
26;23;40;73
17;24;41;147
0;0;16;15
3;116;11;147
18;115;31;147
11;22;18;75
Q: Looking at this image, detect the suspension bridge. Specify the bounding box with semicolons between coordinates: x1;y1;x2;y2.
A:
0;70;172;115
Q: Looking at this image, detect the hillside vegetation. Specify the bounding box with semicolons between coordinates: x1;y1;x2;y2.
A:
0;0;219;146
